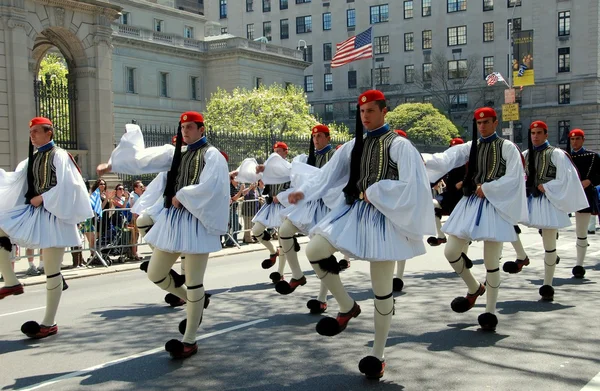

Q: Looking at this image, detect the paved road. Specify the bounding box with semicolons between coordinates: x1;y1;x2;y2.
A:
1;221;599;390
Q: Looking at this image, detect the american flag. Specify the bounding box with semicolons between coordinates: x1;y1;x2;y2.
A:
331;27;373;68
485;72;504;86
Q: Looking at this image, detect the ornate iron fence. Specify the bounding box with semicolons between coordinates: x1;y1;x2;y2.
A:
33;80;78;150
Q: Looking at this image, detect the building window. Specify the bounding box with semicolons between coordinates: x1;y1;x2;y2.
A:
448;59;468;79
483;22;494;42
404;1;413;19
405;65;415;83
324;104;334;121
296;0;311;3
374;36;389;55
349;102;357;117
405;97;417;103
422;63;432;81
221;27;228;34
247;24;254;39
184;26;194;39
280;0;288;9
154;18;164;32
374;67;390;85
303;45;313;62
483;56;494;78
558;83;570;104
304;75;314;92
263;22;272;41
120;12;130;25
324;73;333;91
347;9;356;28
296;16;312;34
404;33;414;51
558;47;570;73
323;12;331;31
370;4;389;24
448;26;467;46
323;43;332;61
508;18;521;39
263;0;271;12
558;120;570;144
246;0;253;11
159;72;169;97
447;0;466;13
422;30;432;49
191;77;199;100
450;93;468;110
126;67;135;93
280;19;289;39
483;0;493;11
508;0;521;7
423;95;433;103
255;77;263;89
348;70;357;89
422;0;432;16
558;11;570;36
219;0;227;18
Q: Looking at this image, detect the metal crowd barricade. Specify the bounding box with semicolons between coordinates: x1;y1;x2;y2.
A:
228;197;266;248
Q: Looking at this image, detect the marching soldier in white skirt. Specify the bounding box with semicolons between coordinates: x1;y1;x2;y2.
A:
288;90;435;379
97;111;229;359
503;121;587;300
423;107;528;331
0;117;93;339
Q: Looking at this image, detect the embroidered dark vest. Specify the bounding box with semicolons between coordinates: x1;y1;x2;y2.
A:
526;146;557;187
357;130;399;193
315;148;335;169
174;143;211;192
31;146;58;195
571;149;600;183
472;137;507;186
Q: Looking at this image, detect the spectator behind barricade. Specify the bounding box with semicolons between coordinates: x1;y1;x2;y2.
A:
129;180;145;261
76;179;103;267
223;172;244;247
91;178;111;236
110;183;128;232
241;182;260;243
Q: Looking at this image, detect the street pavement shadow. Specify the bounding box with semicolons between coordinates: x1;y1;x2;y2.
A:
91;304;183;320
0;338;42;356
234;374;405;391
411;271;458;281
228;281;280;293
527;277;596;287
3;371;73;390
385;323;509;352
497;300;575;315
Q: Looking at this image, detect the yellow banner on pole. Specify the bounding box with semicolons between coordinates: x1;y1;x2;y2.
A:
502;103;520;121
512;30;535;87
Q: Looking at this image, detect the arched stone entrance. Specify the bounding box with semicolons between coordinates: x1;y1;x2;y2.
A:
0;0;121;178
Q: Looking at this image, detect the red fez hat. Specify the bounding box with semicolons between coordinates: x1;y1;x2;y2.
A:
395;129;407;138
569;129;585;138
358;90;386;106
530;121;548;130
273;141;288;150
180;111;204;123
450;138;464;146
220;151;229;162
29;117;53;127
474;107;497;119
311;124;330;134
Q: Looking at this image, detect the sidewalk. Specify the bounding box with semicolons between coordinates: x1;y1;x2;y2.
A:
10;236;310;287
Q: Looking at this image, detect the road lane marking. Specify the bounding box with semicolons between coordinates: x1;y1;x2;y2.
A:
19;318;268;390
0;307;45;318
581;371;600;391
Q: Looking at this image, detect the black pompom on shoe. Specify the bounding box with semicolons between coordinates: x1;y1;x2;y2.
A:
315;317;341;336
165;293;185;307
477;312;498;331
539;285;554;301
306;299;327;314
358;356;385;379
165;339;198;359
572;265;586;279
269;272;282;284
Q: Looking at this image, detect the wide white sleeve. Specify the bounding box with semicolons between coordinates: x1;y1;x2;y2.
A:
175;147;230;235
109;124;175;175
131;172;167;215
235;158;261;184
543;149;589;212
366;138;437;240
296;140;353;204
422;142;471;183
0;159;27;211
480;141;528;224
42;150;94;224
261;153;292;184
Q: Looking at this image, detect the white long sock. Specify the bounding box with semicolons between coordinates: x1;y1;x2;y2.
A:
445;235;479;293
511;234;528;260
306;235;354;312
435;216;446;239
41;248;65;326
182;254;208;345
541;229;558;286
575;213;590;266
0;229;19;286
278;219;303;279
277;237;287;276
147;249;187;300
483;241;502;314
251;222;275;254
371;261;395;361
396;260;406;279
317;280;329;302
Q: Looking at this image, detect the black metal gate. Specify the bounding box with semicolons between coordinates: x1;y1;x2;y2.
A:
33;79;77;150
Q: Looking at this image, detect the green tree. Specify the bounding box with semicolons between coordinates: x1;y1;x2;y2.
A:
39;53;68;86
37;53;70;143
385;103;460;146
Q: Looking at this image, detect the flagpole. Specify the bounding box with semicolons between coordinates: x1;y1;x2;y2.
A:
508;2;517;143
371;27;376;90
